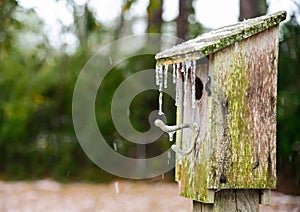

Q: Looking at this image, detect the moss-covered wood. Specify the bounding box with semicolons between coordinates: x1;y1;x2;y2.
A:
155;12;286;205
174;27;279;203
208;26;278;189
176;61;214;203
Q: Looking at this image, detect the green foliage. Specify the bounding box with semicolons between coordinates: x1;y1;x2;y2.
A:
95;54;175;158
0;0;18;52
0;2;176;181
278;14;300;183
187;21;204;40
0;3;106;180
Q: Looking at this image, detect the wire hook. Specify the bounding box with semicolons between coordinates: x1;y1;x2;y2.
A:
154;119;199;157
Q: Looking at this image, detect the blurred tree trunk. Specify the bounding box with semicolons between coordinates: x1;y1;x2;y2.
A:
176;0;193;40
147;0;163;33
71;2;100;48
115;0;137;39
0;0;18;55
239;0;267;21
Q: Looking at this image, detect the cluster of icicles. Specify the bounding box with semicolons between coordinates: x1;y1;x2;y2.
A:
155;60;197;115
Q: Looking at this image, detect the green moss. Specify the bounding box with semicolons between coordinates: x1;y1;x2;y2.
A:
231;52;250;184
217;45;253;187
155;11;286;66
169;12;283;199
175;104;183;182
180;158;211;202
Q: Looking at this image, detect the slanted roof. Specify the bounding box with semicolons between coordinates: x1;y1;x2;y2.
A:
155;11;286;65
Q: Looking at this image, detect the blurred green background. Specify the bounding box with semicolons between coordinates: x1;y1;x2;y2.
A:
0;0;299;194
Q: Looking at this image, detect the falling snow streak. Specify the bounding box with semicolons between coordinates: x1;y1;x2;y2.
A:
114;181;119;194
113;142;117;151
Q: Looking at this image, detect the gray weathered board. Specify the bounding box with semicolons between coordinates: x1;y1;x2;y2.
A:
155;11;286;203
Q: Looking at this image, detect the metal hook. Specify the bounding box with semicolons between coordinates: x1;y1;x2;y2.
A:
154;119;199;156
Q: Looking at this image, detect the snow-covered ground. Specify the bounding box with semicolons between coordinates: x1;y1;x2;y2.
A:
0;179;299;212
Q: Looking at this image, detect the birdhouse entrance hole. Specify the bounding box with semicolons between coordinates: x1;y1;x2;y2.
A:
195;77;203;100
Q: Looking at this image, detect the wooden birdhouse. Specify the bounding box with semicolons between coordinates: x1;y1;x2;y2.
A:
154;11;286;205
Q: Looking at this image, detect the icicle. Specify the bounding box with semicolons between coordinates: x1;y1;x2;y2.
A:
158;65;164;115
164;64;168;89
175;63;180;107
155;65;162;86
181;61;185;72
161;174;164;179
158;92;163;115
158;66;163;91
183;62;189;107
191;60;196;109
185;60;192;71
168;131;175;142
172;63;176;84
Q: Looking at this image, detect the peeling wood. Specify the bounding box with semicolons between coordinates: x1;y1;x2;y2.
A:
156;12;285;208
175;26;279;204
259;189;271;204
193;190;260;212
208;27;278;189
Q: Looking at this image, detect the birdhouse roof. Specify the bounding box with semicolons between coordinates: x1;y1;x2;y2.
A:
155;11;286;65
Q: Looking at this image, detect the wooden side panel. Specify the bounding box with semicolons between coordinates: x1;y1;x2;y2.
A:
207;26;279;189
175;72;183;182
193;190;260;212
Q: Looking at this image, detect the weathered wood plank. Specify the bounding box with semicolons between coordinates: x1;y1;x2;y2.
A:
259;189;271;204
193;201;213;212
177;60;215;203
176;26;279;203
208;26;278;189
193;190;260;212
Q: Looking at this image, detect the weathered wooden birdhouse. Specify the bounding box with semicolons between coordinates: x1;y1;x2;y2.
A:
154;11;286;204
